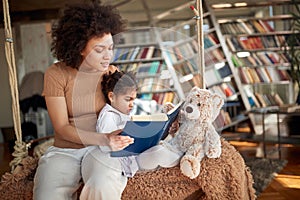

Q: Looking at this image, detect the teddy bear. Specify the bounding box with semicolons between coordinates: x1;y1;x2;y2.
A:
161;86;224;179
137;86;224;179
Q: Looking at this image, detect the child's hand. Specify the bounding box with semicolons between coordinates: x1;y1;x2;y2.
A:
168;119;179;137
106;129;134;151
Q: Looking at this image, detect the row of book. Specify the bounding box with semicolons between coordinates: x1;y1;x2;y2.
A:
231;52;289;68
237;67;290;84
165;38;224;66
138;77;173;94
209;81;237;100
112;45;161;62
117;60;165;74
220;19;275;35
135;61;165;77
213;109;232;130
139;91;175;106
173;61;198;77
226;35;288;52
205;64;232;87
249;92;285;108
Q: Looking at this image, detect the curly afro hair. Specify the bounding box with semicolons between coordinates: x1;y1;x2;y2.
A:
102;71;137;105
51;2;126;69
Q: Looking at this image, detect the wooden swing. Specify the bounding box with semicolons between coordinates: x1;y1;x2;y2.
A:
0;0;256;199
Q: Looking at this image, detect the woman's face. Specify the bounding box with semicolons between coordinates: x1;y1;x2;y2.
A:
80;33;114;72
109;89;137;115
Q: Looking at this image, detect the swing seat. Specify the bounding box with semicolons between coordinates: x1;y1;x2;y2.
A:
0;138;256;200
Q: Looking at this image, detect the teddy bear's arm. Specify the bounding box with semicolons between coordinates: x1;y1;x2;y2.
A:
205;125;222;158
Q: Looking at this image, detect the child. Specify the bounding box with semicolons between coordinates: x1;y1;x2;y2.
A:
97;70;182;178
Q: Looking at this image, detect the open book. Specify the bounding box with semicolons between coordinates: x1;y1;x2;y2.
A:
111;101;184;157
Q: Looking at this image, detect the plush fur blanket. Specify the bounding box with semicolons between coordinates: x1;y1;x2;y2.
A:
123;138;256;200
0;139;256;200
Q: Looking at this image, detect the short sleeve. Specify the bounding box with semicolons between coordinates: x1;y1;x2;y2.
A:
96;111;120;133
42;64;66;97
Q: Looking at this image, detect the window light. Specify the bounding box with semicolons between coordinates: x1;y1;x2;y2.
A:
234;2;248;7
211;4;232;9
237;52;250;58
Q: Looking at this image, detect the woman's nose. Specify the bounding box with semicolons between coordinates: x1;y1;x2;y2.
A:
103;49;113;59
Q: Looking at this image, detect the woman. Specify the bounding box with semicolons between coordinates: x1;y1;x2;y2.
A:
33;2;134;200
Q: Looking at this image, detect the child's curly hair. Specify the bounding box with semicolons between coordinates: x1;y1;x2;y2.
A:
51;2;126;69
102;71;137;104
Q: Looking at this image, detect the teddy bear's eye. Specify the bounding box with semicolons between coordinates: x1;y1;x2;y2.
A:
197;103;201;106
189;99;193;103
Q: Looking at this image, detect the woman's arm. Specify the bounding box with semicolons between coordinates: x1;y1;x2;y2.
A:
46;96;133;150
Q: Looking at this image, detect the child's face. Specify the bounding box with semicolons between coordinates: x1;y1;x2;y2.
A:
110;89;137;115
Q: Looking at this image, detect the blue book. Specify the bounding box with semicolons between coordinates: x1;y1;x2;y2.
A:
111;101;184;157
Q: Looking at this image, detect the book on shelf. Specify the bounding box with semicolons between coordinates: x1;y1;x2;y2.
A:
217;64;232;79
254;92;285;108
220;82;235;97
240;21;255;34
238;68;251;84
259;20;274;32
250;20;267;33
145;46;155;59
205;67;222;87
130;46;141;61
254;93;268;107
273;93;284;106
111;100;184;157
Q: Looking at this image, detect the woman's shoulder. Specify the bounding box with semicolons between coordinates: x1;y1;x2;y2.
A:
46;62;77;74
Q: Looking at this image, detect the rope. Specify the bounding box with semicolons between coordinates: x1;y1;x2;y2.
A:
196;0;204;89
2;0;28;171
190;1;205;89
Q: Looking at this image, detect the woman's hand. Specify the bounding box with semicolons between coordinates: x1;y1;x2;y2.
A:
106;129;134;151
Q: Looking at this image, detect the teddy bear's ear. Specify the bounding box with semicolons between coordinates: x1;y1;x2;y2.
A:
211;93;224;121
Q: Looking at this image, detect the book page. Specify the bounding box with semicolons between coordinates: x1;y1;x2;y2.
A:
130;113;168;121
167;101;184;116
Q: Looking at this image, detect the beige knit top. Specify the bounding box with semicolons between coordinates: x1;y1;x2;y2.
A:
43;62;110;148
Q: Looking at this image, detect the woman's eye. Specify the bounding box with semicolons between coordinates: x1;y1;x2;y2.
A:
95;48;104;53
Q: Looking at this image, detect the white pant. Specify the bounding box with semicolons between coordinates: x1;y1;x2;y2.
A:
33;146;126;200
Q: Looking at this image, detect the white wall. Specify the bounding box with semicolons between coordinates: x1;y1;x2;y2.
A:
0;22;52;130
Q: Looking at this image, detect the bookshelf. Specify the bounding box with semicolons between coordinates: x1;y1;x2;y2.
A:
211;0;299;134
112;28;183;111
158;0;251;132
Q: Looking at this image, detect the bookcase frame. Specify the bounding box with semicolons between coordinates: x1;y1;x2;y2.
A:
156;0;253;132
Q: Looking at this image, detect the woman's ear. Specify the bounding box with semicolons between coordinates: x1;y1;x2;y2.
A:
108;91;114;103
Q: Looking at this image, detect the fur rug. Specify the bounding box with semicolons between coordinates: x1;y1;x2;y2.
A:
244;157;287;196
122;138;256;200
0;139;256;200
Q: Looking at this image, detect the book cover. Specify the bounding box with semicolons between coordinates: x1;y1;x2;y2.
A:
111;101;184;157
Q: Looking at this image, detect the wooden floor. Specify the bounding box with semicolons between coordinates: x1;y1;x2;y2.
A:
232;141;300;200
1;140;300;199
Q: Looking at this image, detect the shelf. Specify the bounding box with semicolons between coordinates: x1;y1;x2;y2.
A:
112;57;164;65
218;14;294;23
217;114;249;132
224;31;299;37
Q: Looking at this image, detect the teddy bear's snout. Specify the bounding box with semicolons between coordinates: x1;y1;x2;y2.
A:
185;106;193;113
